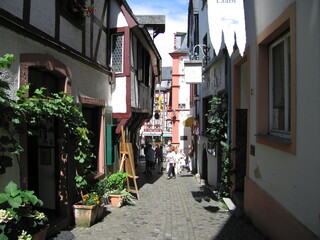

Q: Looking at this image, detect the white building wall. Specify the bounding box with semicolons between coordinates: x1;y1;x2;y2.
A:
0;0;23;19
30;0;55;37
112;76;127;113
110;0;128;28
59;17;82;53
246;0;320;237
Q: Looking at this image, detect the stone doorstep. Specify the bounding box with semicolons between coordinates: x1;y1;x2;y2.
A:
222;197;237;211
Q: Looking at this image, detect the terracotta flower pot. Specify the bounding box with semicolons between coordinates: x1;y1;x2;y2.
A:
73;203;98;227
109;195;122;207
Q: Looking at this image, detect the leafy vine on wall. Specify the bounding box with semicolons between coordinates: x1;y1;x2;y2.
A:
0;54;95;191
206;95;233;198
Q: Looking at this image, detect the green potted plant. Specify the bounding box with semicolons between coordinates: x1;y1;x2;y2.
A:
0;181;48;240
104;171;135;207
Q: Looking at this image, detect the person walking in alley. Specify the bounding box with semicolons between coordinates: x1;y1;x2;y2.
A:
143;144;155;174
167;145;176;179
155;144;164;174
175;149;186;175
187;145;193;174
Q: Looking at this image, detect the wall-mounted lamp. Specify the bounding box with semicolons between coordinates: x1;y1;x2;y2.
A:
194;94;200;101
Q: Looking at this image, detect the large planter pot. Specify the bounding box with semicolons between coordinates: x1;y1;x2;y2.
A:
109;195;122;207
96;204;107;221
73;203;98;228
32;224;49;240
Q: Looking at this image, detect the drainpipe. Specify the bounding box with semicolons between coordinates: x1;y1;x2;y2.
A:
226;50;232;145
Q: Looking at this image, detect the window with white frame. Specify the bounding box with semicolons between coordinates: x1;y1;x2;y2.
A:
269;32;291;138
111;34;124;73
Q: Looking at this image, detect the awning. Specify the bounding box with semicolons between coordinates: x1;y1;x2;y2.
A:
183;116;194;127
162;133;172;137
142;132;162;137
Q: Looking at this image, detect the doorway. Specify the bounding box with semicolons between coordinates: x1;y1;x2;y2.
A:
201;147;208;182
26;68;62;218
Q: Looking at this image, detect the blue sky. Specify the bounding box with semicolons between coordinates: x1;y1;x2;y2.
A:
126;0;189;66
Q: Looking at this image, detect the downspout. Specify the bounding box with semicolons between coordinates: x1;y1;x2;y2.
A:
226;50;232;145
105;0;111;171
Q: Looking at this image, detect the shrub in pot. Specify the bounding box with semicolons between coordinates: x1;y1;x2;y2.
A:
104;171;135;207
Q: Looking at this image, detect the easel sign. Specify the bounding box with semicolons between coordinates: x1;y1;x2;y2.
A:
119;127;139;199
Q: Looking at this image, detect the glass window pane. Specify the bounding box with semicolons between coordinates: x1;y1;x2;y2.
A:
112;35;123;73
287;35;291;132
272;41;285;131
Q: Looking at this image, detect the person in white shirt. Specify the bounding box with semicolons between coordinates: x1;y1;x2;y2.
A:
166;146;176;179
175;148;186;175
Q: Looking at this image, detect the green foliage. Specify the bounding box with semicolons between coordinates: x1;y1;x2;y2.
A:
206;95;232;199
106;171;129;191
0;54;14;69
0;181;48;240
104;171;135;206
0;181;43;208
206;96;228;146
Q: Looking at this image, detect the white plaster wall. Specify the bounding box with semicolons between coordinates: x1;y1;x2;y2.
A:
0;0;23;19
30;0;55;37
95;0;107;27
112;76;127;113
110;0;128;29
60;17;82;53
93;24;107;66
246;0;320;236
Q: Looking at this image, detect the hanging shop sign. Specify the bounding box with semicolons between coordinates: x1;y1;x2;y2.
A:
184;60;203;84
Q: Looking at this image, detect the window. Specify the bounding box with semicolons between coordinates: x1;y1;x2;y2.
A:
111;34;124;73
256;3;296;154
269;33;291;138
28;68;61;97
180;136;188;141
178;103;186;109
136;42;150;86
202;96;212;136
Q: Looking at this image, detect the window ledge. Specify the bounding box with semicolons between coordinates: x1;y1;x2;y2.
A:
256;133;291;144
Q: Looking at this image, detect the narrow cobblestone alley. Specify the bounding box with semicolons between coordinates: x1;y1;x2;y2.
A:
51;159;267;240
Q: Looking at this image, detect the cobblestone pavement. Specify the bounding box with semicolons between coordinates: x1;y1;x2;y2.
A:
51;160;267;240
